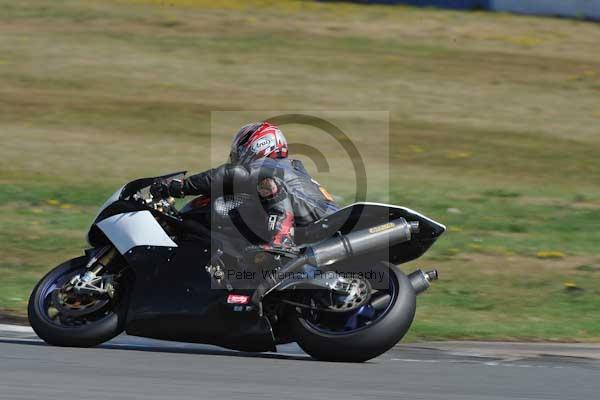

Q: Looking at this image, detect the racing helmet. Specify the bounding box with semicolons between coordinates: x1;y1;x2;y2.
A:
229;122;288;164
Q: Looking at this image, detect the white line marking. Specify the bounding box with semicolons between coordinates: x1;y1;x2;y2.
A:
0;324;34;333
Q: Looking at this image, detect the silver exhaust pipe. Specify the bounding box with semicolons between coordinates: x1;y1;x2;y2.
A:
254;218;420;306
306;217;417;267
408;269;438;295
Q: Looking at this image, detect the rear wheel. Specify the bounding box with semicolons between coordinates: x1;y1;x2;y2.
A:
28;256;129;347
290;262;416;362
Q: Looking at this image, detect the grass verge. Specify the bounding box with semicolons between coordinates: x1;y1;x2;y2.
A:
1;0;599;341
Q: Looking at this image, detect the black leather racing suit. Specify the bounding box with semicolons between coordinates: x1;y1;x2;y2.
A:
168;158;339;248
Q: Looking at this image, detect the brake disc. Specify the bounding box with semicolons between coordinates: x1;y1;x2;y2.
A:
51;288;109;318
327;278;372;312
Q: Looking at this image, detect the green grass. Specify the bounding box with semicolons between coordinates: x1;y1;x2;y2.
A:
1;0;600;341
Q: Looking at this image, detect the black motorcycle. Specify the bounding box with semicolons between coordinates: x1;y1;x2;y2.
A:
28;172;445;362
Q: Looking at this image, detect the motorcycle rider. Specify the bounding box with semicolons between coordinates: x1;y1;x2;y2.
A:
151;121;339;255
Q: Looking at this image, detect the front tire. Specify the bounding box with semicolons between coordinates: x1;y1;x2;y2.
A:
290;262;416;362
28;256;128;347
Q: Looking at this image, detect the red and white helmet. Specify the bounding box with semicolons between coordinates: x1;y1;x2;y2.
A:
229;122;288;164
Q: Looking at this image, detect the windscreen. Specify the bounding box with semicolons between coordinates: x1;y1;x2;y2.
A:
94;171;187;220
119;171;187;199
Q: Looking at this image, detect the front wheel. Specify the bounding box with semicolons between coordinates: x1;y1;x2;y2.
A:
290;262;416;362
28;256;129;347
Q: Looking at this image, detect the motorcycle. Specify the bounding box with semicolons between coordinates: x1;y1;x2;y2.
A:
28;172;445;362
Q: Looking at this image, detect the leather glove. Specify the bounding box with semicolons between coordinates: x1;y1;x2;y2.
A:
150;181;170;199
150;179;185;199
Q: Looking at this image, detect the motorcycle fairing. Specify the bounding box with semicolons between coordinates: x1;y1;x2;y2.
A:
94;185;125;221
97;211;177;254
123;241;276;352
88;171;186;248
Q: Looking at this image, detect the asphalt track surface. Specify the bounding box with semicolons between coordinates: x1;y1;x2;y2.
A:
1;325;599;400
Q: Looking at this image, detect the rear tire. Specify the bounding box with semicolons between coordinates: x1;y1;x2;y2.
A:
290;262;416;362
28;256;128;347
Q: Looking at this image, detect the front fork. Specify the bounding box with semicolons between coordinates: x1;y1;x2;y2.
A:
83;245;118;273
69;246;119;298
